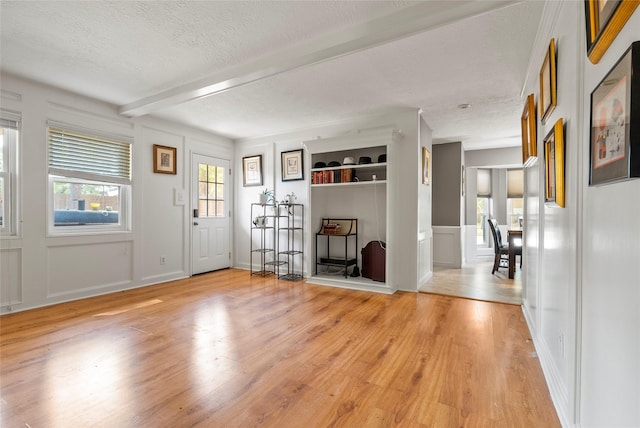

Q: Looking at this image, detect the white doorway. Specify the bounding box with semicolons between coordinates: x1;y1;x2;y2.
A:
191;154;230;275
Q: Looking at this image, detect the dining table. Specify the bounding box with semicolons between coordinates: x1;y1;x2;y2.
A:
507;229;522;279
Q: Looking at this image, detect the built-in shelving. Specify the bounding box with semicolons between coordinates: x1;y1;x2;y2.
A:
304;128;402;294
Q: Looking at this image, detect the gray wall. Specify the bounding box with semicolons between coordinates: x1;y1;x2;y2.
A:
432;142;461;226
464;168;477;226
465;146;521;168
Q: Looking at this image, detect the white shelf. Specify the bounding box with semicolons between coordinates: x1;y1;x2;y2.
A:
311;161;386;172
306;274;393;294
311;180;386;188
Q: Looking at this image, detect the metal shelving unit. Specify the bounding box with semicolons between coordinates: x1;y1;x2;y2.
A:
250;203;285;276
276;203;304;281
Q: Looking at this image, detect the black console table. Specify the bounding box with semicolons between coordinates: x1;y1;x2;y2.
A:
315;218;358;278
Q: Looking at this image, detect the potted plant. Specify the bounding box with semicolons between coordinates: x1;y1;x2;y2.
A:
281;192;297;205
259;188;275;205
280;192;297;215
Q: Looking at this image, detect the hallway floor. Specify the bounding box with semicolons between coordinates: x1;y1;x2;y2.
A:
419;257;522;305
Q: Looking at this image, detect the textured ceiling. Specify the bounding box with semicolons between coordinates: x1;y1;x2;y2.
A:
0;1;544;150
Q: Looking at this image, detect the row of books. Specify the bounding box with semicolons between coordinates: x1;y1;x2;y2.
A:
312;169;356;184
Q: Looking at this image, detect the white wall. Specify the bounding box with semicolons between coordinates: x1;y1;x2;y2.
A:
0;73;233;314
521;2;580;425
580;7;640;428
523;3;640;427
418;116;433;284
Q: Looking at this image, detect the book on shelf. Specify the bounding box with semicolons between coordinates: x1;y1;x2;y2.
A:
312;168;355;184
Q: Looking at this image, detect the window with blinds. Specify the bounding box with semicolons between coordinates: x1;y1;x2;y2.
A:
507;168;524;229
476;168;492;197
0;115;19;236
48;128;131;184
47;127;132;234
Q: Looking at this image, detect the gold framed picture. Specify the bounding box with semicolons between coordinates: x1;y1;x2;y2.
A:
153;144;177;174
544;118;565;208
422;147;431;185
521;93;537;165
584;0;639;64
539;38;557;125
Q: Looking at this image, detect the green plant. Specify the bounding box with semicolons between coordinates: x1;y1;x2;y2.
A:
260;188;275;204
281;192;297;205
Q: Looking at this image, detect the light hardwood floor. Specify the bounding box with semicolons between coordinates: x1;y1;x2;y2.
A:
420;257;522;305
0;269;557;427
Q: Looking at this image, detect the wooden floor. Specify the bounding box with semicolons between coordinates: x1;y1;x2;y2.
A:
420;258;522;305
0;269;558;427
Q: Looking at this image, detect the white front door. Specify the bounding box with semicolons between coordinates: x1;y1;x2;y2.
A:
192;154;230;275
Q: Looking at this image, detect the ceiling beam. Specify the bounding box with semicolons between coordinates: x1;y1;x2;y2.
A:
119;0;519;117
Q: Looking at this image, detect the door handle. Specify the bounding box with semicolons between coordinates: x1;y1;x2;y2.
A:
193;222;199;226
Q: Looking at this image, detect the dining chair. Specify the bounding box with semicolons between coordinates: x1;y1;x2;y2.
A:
488;218;521;274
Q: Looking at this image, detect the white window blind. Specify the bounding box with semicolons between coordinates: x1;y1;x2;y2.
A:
477;168;491;197
0;118;18;130
48;128;131;185
507;169;524;198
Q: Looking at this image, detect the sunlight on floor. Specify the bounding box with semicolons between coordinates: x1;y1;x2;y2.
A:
93;299;164;317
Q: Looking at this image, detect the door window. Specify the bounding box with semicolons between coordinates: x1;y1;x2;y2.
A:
198;163;225;218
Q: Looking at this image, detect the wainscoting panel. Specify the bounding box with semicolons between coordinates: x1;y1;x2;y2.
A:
47;241;133;297
433;226;461;268
0;248;22;307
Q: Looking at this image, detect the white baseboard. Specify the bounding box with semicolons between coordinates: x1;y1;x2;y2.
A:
522;303;571;427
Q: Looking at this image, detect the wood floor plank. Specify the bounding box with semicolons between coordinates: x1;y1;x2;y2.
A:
0;268;559;427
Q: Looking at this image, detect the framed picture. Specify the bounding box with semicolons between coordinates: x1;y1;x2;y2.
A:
281;149;304;181
584;0;638;64
521;93;537;165
242;154;263;187
422;147;431;185
544;118;565;208
153;144;177;174
539;39;557;125
589;41;640;186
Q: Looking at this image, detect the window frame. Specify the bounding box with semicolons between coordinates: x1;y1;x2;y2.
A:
476;196;492;247
48;175;130;235
0;114;19;238
46;125;132;237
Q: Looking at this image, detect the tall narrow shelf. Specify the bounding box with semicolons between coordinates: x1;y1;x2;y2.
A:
276;203;304;281
250;203;285;276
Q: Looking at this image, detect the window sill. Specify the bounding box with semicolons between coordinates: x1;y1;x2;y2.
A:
46;232;134;247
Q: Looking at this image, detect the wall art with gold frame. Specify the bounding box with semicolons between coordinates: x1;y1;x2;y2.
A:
539;38;557;125
153;144;177;174
422;147;431;185
521;93;537;165
584;0;639;64
544;118;565;208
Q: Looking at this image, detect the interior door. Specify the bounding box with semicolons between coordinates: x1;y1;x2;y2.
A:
192;154;230;274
